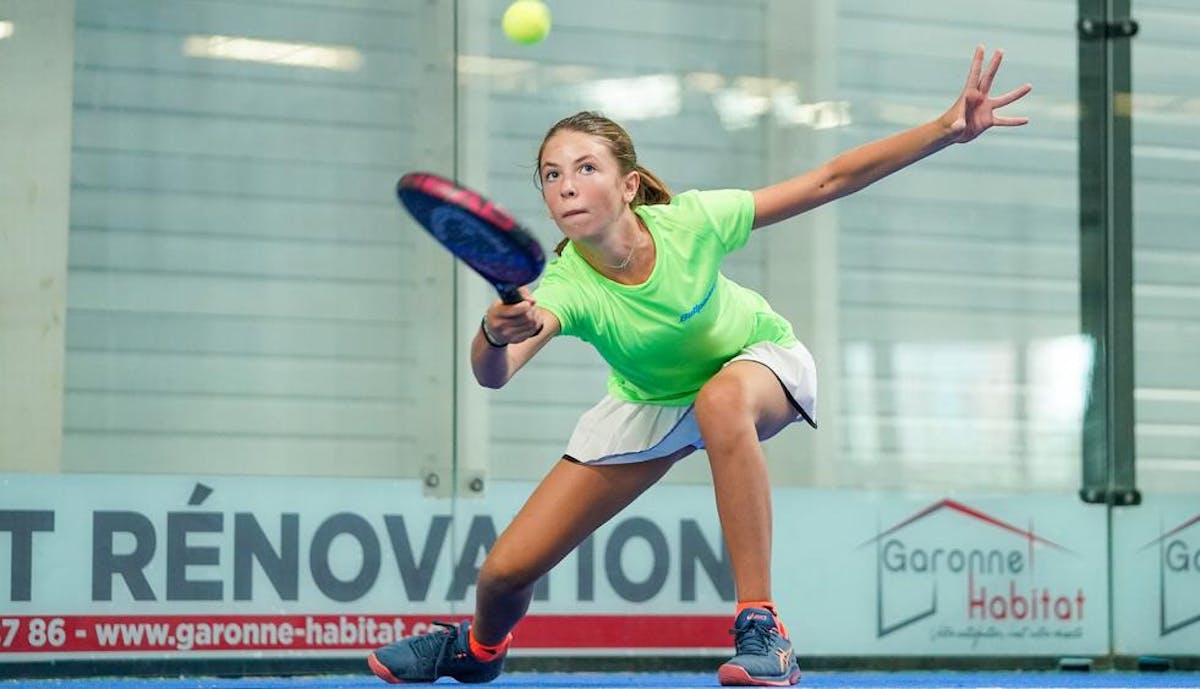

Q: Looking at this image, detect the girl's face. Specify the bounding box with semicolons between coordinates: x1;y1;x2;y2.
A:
539;130;638;240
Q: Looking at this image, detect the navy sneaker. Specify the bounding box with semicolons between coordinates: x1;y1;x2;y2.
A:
367;621;505;684
717;607;801;686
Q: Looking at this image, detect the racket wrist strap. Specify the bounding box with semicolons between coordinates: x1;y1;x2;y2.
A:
480;317;508;347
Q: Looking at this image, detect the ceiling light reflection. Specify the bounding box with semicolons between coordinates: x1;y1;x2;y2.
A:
183;34;362;71
579;74;681;122
0;21;14;40
458;54;535;90
712;88;770;130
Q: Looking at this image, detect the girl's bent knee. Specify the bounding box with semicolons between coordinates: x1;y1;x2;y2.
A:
478;557;539;595
695;378;750;422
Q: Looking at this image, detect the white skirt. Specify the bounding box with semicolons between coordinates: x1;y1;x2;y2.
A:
564;341;817;465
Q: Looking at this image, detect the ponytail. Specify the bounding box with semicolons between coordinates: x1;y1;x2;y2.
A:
633;164;671;207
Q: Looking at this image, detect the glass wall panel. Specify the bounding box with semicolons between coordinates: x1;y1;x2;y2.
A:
62;0;456;479
463;0;1084;493
1129;0;1200;496
1111;0;1200;659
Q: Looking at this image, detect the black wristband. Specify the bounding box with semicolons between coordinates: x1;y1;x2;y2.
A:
480;317;508;347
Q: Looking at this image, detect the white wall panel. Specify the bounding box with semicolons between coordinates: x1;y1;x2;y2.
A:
0;0;74;472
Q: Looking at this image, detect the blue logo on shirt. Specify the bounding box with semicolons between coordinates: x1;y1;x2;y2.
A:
679;280;716;322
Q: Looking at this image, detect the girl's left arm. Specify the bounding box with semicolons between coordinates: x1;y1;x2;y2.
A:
752;45;1031;229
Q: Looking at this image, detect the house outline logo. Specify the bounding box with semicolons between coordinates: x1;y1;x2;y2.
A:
1139;512;1200;636
859;498;1077;638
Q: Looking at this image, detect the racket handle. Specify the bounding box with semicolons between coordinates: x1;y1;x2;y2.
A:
499;287;524;304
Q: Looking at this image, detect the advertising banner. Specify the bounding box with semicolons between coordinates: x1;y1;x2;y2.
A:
1;474;1108;661
772;490;1109;656
1;474;734;660
1112;495;1200;655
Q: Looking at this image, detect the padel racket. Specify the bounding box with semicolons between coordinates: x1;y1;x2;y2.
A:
397;172;545;304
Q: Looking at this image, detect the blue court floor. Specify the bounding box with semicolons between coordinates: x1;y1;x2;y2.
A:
3;673;1200;689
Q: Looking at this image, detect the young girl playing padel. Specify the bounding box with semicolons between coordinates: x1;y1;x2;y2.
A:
369;46;1030;686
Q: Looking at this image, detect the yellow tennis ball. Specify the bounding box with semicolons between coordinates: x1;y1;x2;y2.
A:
502;0;551;45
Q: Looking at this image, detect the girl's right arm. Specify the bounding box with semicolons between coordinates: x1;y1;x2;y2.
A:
471;289;560;388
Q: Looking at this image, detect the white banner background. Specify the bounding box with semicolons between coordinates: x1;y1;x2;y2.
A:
0;474;1115;659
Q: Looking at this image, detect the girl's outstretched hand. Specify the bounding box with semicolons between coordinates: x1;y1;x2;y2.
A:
944;45;1032;143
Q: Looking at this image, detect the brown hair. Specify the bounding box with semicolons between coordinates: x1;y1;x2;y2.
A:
536;111;671;255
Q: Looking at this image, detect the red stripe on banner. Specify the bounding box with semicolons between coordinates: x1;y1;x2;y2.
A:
0;614;731;654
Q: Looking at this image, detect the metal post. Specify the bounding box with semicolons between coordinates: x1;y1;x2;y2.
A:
1077;0;1139;507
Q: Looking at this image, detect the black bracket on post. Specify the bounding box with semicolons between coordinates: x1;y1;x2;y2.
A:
1079;487;1142;506
1077;17;1139;40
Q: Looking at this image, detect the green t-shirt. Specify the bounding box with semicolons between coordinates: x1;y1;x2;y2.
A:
532;189;797;406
